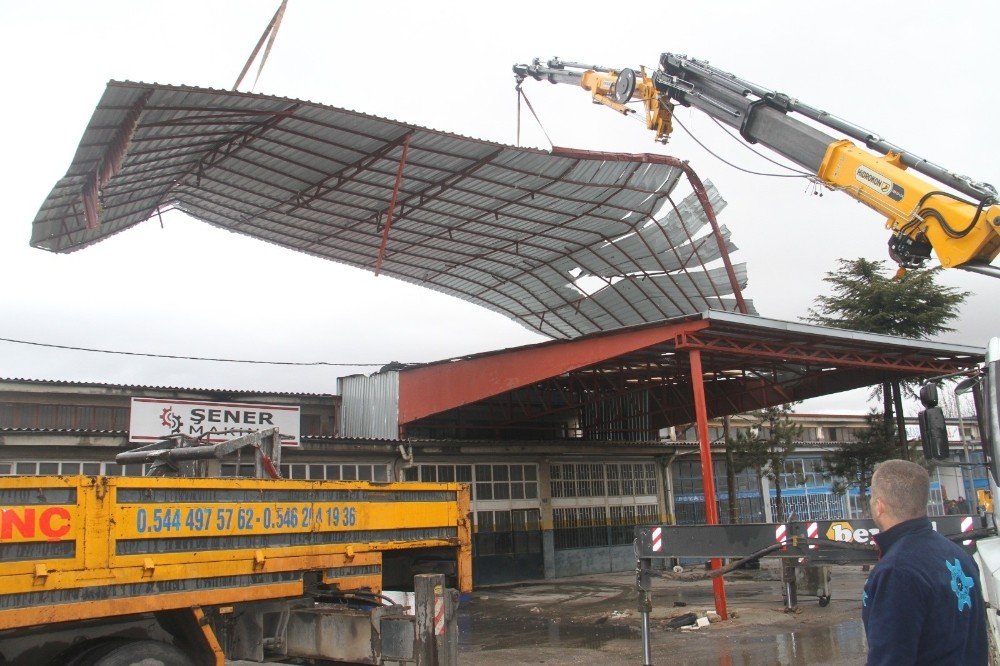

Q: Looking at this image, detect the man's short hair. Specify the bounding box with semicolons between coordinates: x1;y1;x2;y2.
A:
872;459;930;520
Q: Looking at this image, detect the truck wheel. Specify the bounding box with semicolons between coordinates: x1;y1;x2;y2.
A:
49;639;117;666
71;639;194;666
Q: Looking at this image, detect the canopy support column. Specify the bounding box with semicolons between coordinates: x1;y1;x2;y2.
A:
689;348;728;620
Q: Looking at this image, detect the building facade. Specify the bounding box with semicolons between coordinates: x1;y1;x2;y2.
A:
0;378;988;586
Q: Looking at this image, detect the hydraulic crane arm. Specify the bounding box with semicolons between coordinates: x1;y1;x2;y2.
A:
513;55;1000;277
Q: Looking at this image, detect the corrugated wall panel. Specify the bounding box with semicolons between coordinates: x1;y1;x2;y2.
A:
337;372;400;439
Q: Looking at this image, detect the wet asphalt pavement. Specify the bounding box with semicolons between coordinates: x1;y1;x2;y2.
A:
458;564;869;664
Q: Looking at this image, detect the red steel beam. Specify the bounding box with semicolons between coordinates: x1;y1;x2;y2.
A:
81;92;151;229
375;134;413;276
398;319;709;425
689;348;729;620
551;148;748;315
675;332;973;374
247;129;415;229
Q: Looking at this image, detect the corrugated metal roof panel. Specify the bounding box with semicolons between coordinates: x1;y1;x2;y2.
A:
0;428;128;435
0;377;336;398
337;372;400;439
32;82;756;339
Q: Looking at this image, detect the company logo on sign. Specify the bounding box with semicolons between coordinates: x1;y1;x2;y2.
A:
130;398;301;446
161;407;183;433
0;507;72;542
855;165;905;201
826;521;880;544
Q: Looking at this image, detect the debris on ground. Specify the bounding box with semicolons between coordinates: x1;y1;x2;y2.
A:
595;609;632;624
664;612;698;629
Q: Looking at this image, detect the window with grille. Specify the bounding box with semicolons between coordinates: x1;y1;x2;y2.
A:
551;461;661;549
0;460;144;476
553;506;611;549
551;462;655;499
672;458;765;525
221;463;258;477
470;464;538;502
275;463;390;481
778;457;827;490
402;463;537;504
606;503;660;546
474;508;542;556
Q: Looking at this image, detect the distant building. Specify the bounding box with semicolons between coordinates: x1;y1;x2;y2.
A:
671;412;988;524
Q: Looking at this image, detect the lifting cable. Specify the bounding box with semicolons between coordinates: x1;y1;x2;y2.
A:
233;0;289;92
515;85;555;149
671;114;814;181
708;116;815;178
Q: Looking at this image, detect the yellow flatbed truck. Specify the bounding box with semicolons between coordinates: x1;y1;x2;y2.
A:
0;474;471;665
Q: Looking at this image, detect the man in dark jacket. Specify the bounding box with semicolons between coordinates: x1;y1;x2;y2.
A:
862;459;987;665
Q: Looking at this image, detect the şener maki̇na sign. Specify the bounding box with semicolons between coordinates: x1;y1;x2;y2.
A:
129;397;300;446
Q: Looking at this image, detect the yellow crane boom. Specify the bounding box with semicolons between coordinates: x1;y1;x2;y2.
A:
514;55;1000;277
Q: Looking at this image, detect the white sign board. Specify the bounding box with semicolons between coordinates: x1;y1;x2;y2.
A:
129;398;301;446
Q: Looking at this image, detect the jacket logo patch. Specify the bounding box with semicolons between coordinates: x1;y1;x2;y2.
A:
946;558;975;612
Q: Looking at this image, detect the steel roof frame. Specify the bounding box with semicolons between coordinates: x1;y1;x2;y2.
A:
399;312;984;440
32;82;754;339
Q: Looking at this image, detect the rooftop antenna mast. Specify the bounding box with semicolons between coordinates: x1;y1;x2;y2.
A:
232;0;288;91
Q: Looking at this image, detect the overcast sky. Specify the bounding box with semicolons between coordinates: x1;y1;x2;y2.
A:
1;0;996;414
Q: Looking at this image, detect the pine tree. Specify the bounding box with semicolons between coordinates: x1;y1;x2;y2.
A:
806;259;969;458
729;404;803;522
806;258;969;338
823;411;895;517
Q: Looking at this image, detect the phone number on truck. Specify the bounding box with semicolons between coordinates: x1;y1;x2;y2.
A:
131;504;358;534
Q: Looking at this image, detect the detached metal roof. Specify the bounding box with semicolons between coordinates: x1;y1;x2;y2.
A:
32;81;754;339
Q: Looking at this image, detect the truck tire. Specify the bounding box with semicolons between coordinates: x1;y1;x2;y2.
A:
63;639;194;666
50;639;115;666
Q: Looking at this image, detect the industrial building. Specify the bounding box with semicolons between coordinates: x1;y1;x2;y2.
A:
2;311;985;585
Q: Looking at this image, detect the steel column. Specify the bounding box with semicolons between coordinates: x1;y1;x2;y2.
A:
689;348;728;620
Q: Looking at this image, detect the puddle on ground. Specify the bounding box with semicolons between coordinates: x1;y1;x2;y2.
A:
460;605;867;664
695;621;867;666
458;612;640;651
